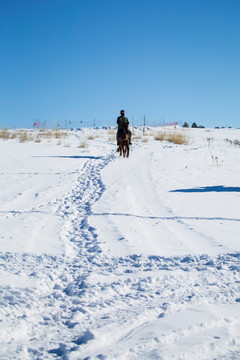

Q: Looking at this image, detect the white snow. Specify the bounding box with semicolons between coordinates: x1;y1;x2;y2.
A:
0;127;240;359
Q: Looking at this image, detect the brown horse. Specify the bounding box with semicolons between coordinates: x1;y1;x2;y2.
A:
118;124;130;158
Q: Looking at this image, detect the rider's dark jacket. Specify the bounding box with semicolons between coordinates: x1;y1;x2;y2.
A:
117;115;129;129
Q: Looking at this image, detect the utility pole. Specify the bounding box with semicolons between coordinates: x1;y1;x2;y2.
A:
143;115;146;135
93;119;96;129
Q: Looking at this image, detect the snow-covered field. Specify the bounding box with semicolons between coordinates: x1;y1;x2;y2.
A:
1;127;240;359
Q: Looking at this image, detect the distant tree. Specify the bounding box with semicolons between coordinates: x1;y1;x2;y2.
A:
192;122;197;128
183;122;189;128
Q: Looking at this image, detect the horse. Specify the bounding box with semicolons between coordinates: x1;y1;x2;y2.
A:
118;124;130;158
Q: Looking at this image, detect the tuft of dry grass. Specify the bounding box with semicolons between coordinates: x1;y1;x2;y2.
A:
154;132;167;141
154;131;189;145
0;129;10;140
19;132;34;143
53;130;66;139
142;138;148;143
167;132;189;145
10;133;17;139
108;128;116;135
78;141;89;149
87;135;95;140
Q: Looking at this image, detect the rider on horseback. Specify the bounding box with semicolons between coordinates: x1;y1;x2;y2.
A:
116;110;132;150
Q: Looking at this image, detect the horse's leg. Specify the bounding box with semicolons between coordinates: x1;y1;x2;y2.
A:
123;144;126;157
119;144;122;156
126;144;129;158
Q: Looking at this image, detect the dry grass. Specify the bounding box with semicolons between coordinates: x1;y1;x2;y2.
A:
142;138;149;143
78;141;89;149
10;133;17;139
108;128;116;135
54;130;64;139
87;135;95;140
154;132;167;141
19;132;34;143
0;129;10;140
154;131;189;145
167;132;189;145
0;129;69;143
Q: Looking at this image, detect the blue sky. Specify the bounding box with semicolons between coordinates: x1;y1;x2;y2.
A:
0;0;239;129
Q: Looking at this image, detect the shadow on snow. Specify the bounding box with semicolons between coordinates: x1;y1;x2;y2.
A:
32;155;103;160
170;185;240;193
92;212;240;222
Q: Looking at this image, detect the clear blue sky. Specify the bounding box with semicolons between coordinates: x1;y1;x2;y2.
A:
0;0;239;129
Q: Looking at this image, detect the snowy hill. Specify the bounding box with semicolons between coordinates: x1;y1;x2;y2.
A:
0;127;240;359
